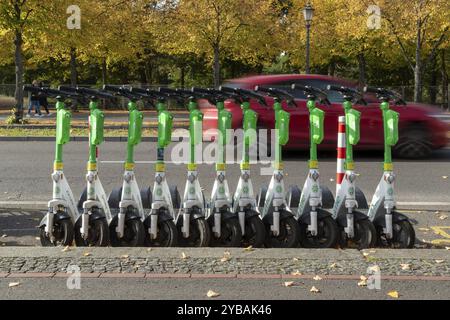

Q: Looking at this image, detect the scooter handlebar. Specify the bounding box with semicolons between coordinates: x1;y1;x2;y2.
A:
24;85;78;98
219;86;268;106
58;86;115;100
254;86;297;107
326;85;361;100
291;84;328;101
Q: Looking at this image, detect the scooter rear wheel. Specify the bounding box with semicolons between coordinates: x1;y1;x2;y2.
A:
178;217;211;247
339;219;376;249
209;217;242;247
376;220;416;248
74;216;110;247
40;218;74;247
145;219;178;247
110;218;145;247
299;216;338;248
242;214;266;248
264;215;300;248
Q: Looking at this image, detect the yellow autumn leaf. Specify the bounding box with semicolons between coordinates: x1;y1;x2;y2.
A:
61;246;70;252
8;282;20;288
310;286;320;293
284;281;295;287
243;246;254;252
83;252;91;257
206;290;220;298
435;260;444;264
181;252;189;259
387;291;399;298
313;275;322;281
291;270;302;276
400;263;410;270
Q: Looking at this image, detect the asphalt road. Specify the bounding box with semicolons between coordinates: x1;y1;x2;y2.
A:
0;141;448;206
1;277;449;300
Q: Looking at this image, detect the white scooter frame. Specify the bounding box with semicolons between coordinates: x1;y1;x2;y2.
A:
180;169;206;238
233;168;257;235
368;172;396;238
209;169;232;238
296;169;322;236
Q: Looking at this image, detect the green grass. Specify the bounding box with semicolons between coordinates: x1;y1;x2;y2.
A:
0;128;158;137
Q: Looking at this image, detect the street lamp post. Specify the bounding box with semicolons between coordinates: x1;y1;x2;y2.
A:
303;3;314;74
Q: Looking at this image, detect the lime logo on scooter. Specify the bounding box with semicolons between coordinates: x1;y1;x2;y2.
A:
125;186;131;195
387;187;393;196
189;187;195;195
242;186;249;195
312;185;319;193
276;186;282;193
156;188;163;197
219;186;225;195
348;187;354;196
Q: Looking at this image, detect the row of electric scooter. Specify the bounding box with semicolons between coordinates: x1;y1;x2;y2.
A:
23;83;416;249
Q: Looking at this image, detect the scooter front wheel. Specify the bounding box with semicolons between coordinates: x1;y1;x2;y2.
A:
40;219;74;247
178;217;211;247
376;220;416;248
264;216;300;248
145;219;178;247
110;219;145;247
339;219;376;249
75;217;110;247
210;217;242;247
242;215;266;248
299;216;338;248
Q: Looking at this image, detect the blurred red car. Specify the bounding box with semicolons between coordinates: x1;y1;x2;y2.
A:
199;74;448;159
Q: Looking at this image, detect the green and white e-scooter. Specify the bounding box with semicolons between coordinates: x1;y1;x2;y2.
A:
103;85;146;247
191;87;242;247
159;87;211;247
130;87;180;247
364;86;416;248
287;84;339;248
254;86;301;248
326;85;376;249
219;86;267;247
59;86;113;246
24;86;79;246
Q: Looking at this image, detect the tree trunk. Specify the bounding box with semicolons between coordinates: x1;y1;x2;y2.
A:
213;44;220;88
14;29;24;121
327;60;336;76
357;53;367;88
429;55;437;105
180;65;186;88
101;57;107;85
414;20;423;102
441;49;448;111
70;47;77;86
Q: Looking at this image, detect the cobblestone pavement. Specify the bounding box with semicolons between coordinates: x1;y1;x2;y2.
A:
0;247;449;277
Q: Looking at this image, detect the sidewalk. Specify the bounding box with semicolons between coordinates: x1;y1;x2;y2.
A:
0;247;449;277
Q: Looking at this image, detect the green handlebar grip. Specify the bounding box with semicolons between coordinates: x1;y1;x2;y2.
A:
346;109;361;146
310;107;324;145
218;109;232;145
128;109;143;146
276;110;290;146
158;110;173;148
56;108;71;145
90;109;105;146
243;109;258;145
385;109;399;146
190;109;203;146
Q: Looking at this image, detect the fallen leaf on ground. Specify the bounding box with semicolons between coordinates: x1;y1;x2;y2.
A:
313;275;322;281
387;291;399;298
400;263;410;271
293;258;299;262
181;252;189;259
1;234;7;238
445;247;450;251
310;286;320;293
243;246;254;252
34;237;40;240
358;276;367;287
362;252;370;257
435;260;444;264
439;215;448;220
368;265;380;273
418;228;430;231
83;252;91;257
121;255;129;259
329;263;337;268
61;246;70;252
284;281;295;287
206;290;220;298
442;176;448;179
291;270;302;276
8;282;20;288
220;251;231;262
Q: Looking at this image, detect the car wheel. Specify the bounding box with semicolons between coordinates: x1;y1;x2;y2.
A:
394;125;432;159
